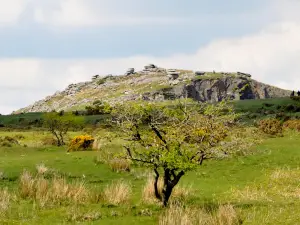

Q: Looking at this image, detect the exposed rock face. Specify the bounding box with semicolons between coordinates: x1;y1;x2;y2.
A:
142;77;291;102
14;69;291;114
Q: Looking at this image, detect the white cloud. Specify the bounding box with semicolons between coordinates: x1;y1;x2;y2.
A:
1;20;299;114
0;0;29;26
32;0;186;27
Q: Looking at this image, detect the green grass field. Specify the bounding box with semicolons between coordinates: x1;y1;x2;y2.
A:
0;129;300;224
1;98;300;224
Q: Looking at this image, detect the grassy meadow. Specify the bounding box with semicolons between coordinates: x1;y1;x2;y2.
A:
1;98;300;224
0;129;299;224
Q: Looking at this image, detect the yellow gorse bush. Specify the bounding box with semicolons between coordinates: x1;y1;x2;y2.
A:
283;120;300;131
68;135;95;152
259;118;282;135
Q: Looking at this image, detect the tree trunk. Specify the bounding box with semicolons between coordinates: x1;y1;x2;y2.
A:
154;168;162;200
161;169;185;207
59;132;65;145
52;131;61;146
162;184;173;207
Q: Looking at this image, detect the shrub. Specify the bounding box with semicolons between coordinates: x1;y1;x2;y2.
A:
0;136;19;147
283;120;300;131
291;96;300;102
14;134;25;140
68;135;95;152
259;118;283;135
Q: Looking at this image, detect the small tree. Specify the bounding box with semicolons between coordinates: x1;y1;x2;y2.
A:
113;100;238;206
43;112;84;146
85;100;112;115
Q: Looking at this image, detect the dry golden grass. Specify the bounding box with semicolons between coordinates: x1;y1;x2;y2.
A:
231;168;300;202
142;175;163;204
0;188;11;215
142;175;192;204
36;163;49;175
214;205;240;225
108;158;131;173
67;207;102;222
103;180;131;205
19;170;90;207
19;170;36;198
159;204;240;225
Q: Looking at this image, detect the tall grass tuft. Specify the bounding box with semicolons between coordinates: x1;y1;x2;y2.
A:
0;188;11;215
103;180;131;205
159;204;240;225
18;170;90;207
108;158;131;173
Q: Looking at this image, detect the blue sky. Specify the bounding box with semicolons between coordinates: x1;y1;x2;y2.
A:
0;0;299;114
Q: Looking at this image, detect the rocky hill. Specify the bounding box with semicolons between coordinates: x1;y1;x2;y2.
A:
15;65;291;113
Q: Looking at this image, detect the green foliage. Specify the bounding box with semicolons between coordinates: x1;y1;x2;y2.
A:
259;118;283;135
85;100;112;115
43;112;84;146
291;96;300;101
112;100;238;206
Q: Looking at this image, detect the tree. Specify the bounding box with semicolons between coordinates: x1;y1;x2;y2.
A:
112;100;238;206
43;112;84;146
85;100;112;115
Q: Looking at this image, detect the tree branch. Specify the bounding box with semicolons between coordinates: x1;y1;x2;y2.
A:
150;124;167;145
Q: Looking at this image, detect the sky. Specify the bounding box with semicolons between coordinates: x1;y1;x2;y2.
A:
0;0;299;114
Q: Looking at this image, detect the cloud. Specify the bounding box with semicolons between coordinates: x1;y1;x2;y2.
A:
32;0;188;27
0;0;29;26
0;19;299;114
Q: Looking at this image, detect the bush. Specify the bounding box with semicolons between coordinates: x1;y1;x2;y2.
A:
291;96;300;102
85;100;112;115
283;120;300;131
259;118;283;135
68;135;95;152
0;136;19;147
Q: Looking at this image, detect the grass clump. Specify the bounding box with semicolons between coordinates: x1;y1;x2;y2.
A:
0;188;12;215
108;158;131;173
19;170;90;207
41;136;57;146
159;204;241;225
103;180;131;205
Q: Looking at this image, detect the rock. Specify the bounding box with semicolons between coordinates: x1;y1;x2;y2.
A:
92;75;100;80
237;71;251;77
167;69;177;73
125;68;135;76
144;64;157;69
170;80;180;85
195;71;205;76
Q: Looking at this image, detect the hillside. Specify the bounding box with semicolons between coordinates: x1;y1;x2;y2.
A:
15;65;291;113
